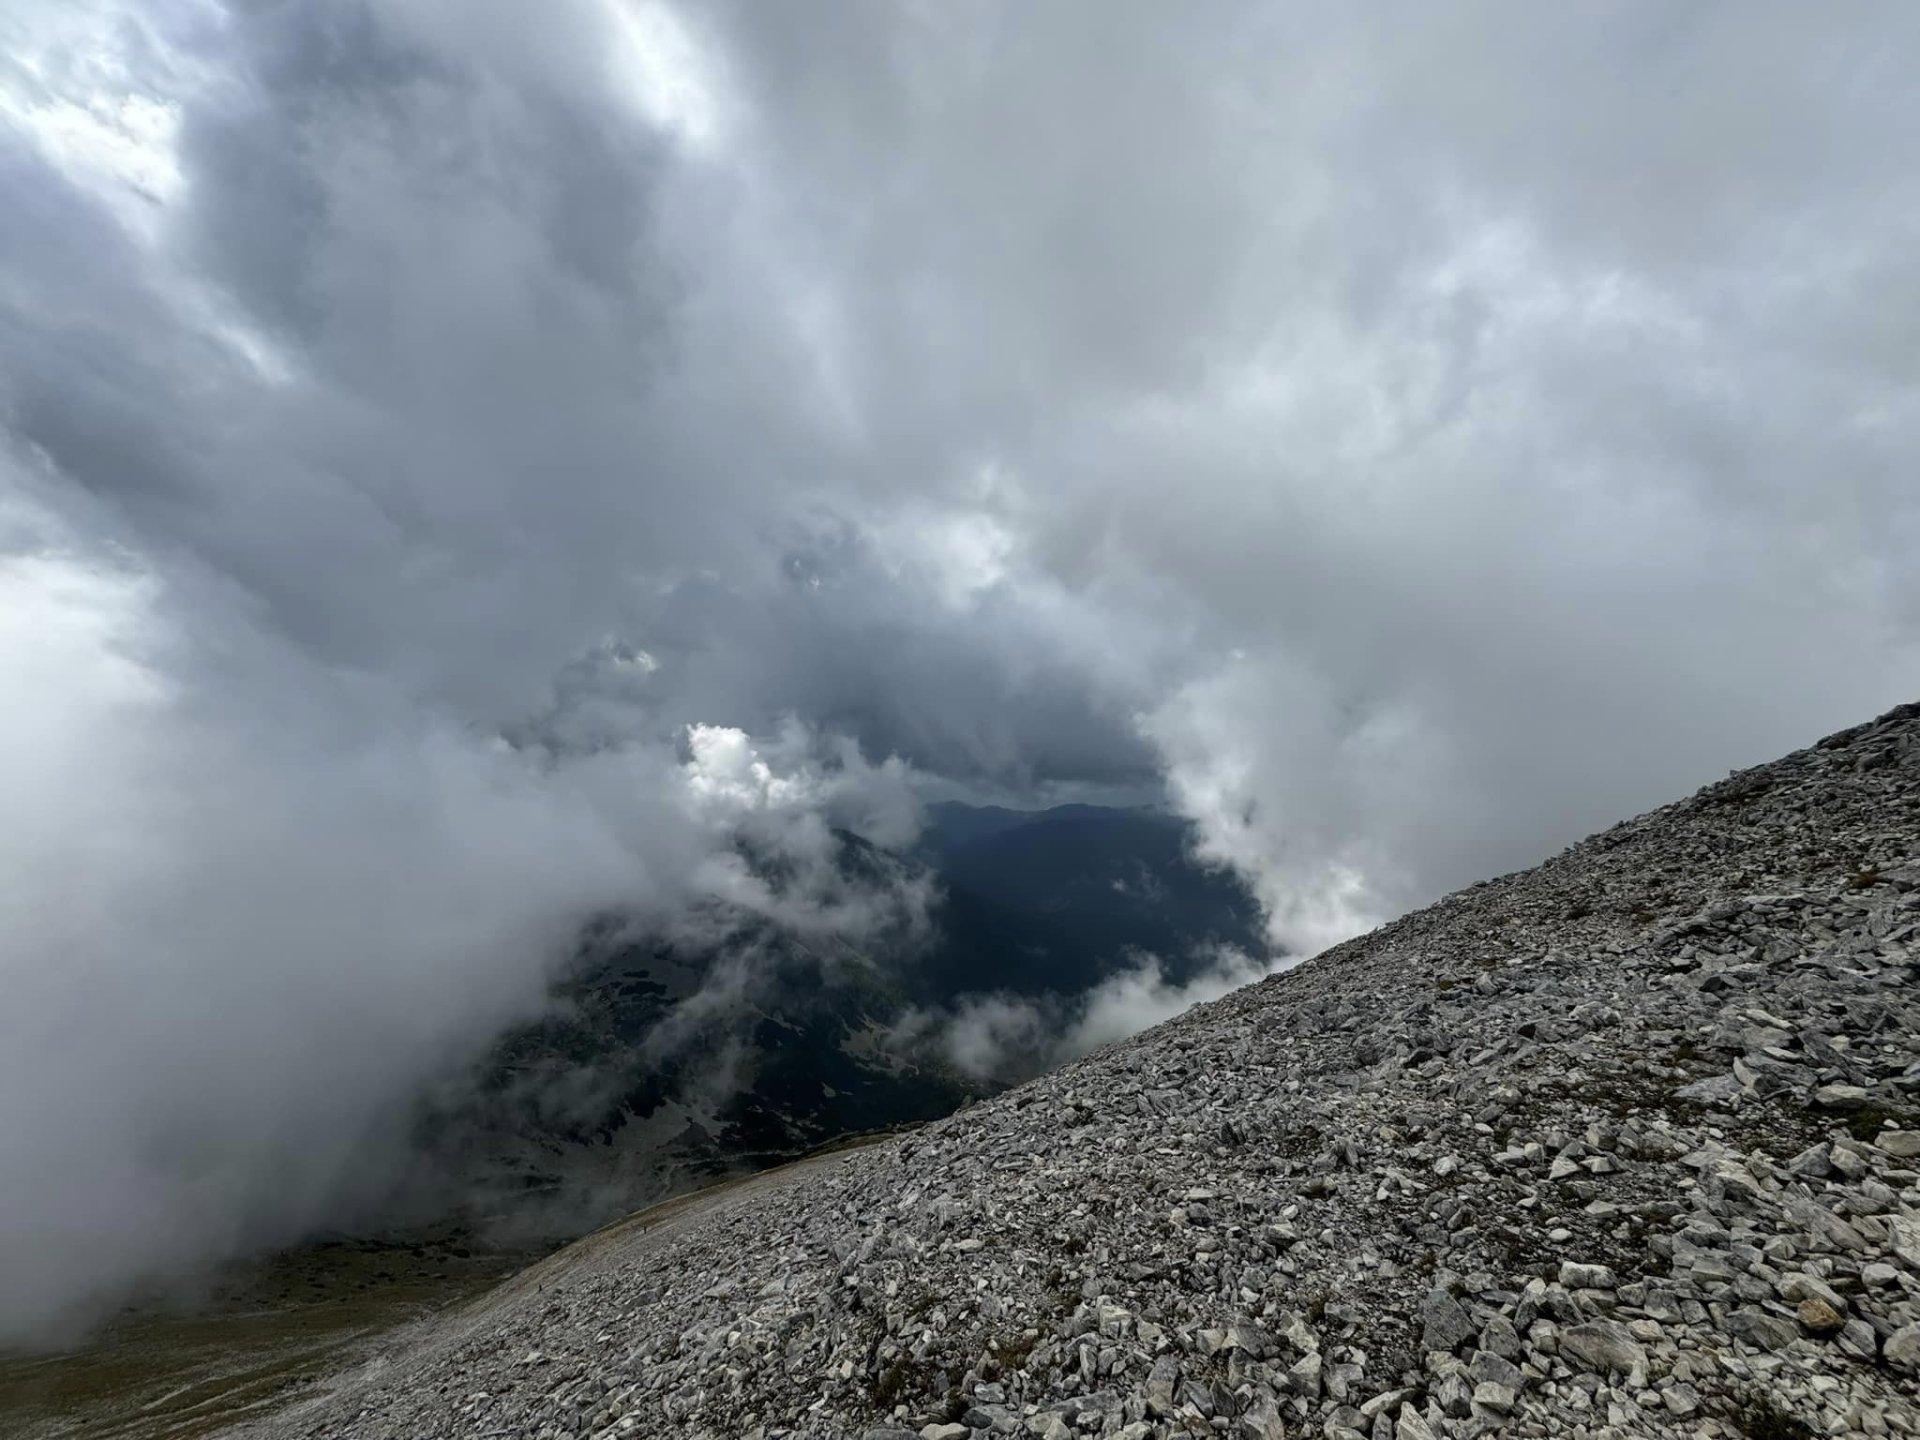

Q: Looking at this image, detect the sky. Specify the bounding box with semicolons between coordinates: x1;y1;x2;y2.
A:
3;0;1919;1342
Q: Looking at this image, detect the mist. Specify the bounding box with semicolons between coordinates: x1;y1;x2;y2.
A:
5;0;1920;1343
893;945;1281;1086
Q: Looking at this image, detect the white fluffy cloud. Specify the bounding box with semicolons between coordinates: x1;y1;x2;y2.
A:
0;507;644;1340
898;946;1281;1084
734;1;1920;948
0;471;924;1343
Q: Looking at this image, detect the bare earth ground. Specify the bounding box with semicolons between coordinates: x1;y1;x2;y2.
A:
0;1149;864;1440
0;1239;534;1440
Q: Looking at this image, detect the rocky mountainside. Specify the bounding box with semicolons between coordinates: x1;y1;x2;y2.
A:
245;702;1920;1440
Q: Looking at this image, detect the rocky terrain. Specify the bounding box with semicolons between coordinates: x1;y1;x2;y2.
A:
243;702;1920;1440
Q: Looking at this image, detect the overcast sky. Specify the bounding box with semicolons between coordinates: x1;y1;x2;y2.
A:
3;0;1918;1341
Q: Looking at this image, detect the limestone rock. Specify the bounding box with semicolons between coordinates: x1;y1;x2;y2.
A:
1887;1324;1920;1372
1558;1320;1647;1378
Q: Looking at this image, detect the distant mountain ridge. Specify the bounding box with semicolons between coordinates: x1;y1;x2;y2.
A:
911;801;1263;1000
404;800;1263;1241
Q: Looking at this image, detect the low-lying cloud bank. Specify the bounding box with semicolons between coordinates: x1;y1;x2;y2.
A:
0;471;932;1343
892;946;1281;1086
5;0;1920;1343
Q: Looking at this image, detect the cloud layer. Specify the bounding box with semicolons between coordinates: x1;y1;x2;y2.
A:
4;0;1920;1339
894;945;1280;1085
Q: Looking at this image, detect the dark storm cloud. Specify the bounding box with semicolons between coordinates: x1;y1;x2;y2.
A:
4;0;1919;1339
527;524;1166;788
693;0;1920;940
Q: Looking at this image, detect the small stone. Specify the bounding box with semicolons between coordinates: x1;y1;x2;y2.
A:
1778;1273;1846;1313
1811;1083;1869;1111
1863;1262;1899;1288
1672;1074;1743;1105
920;1426;970;1440
1281;1312;1320;1353
1837;1319;1880;1360
1145;1356;1180;1417
1395;1404;1438;1440
1661;1383;1701;1418
1558;1321;1646;1378
1478;1316;1522;1360
1359;1387;1413;1421
1419;1289;1475;1355
1874;1129;1920;1159
1470;1381;1517;1416
1725;1307;1798;1351
1796;1298;1844;1336
1886;1324;1920;1372
1468;1351;1521;1390
1559;1261;1617;1289
1286;1350;1323;1399
1786;1197;1872;1253
1785;1143;1831;1177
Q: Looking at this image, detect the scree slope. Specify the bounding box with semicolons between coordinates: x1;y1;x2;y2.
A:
242;701;1920;1440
